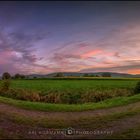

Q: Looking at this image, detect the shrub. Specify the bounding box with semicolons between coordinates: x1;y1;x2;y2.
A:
0;86;133;104
134;81;140;94
0;88;41;102
1;80;11;91
80;89;131;103
80;91;96;103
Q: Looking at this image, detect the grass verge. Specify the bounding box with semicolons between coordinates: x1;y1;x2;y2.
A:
0;94;140;112
0;104;140;129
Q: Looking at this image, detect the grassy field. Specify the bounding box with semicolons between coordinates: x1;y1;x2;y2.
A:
0;78;139;104
0;78;140;139
10;78;139;92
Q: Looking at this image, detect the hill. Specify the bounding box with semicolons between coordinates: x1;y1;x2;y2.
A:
26;72;140;78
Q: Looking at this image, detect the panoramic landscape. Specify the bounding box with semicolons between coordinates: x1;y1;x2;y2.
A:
0;1;140;139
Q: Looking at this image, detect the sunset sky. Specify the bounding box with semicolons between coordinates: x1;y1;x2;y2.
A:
0;1;140;75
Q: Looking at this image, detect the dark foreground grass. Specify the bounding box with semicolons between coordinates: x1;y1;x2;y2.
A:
0;94;140;112
107;125;140;139
116;126;140;139
0;106;140;139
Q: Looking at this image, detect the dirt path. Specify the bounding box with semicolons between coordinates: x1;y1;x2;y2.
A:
0;102;140;120
0;102;140;139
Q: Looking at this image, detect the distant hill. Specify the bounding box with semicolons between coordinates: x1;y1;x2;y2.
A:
26;72;140;78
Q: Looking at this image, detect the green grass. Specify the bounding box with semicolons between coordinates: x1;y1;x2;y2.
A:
0;78;140;138
0;94;140;112
0;78;138;104
0;78;139;104
8;79;139;93
0;101;140;129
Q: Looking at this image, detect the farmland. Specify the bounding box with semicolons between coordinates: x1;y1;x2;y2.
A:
0;78;139;104
10;78;139;92
0;78;140;139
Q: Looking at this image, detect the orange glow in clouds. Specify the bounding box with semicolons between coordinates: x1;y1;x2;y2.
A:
127;69;140;74
81;49;102;58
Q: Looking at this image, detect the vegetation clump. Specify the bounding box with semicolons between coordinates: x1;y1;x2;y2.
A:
1;72;11;91
134;81;140;94
1;80;11;91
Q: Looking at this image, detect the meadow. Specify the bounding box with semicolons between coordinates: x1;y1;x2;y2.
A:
0;78;140;139
0;78;139;104
11;78;139;91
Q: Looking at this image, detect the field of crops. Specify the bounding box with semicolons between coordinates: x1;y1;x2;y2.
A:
10;79;139;91
0;78;140;104
1;79;139;104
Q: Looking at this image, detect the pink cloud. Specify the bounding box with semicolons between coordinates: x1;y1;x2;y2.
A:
81;49;103;58
80;49;116;59
0;50;14;64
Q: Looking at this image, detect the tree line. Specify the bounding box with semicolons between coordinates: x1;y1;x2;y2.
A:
1;72;26;80
1;72;112;80
54;72;111;77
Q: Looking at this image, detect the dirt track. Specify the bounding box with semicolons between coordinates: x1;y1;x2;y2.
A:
0;102;140;120
0;102;140;139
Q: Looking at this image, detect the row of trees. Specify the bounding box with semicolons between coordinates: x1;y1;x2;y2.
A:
2;72;26;80
54;72;111;77
83;73;111;77
1;72;112;80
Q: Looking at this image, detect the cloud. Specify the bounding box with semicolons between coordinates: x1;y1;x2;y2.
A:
0;21;140;75
44;23;140;74
79;59;140;74
79;64;140;74
0;28;49;75
81;49;103;58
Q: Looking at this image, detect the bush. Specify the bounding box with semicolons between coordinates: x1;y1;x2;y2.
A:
0;88;41;102
0;86;133;104
1;80;11;91
134;81;140;94
80;89;131;103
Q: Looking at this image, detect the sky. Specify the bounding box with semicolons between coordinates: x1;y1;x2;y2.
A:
0;1;140;75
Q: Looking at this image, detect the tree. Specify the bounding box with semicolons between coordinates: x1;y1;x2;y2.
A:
83;74;89;77
55;73;64;77
14;73;21;79
101;72;111;77
14;74;25;79
2;72;11;80
1;72;11;91
20;75;25;79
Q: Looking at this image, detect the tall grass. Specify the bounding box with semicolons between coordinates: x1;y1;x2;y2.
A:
0;94;140;112
0;88;133;104
0;79;138;104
